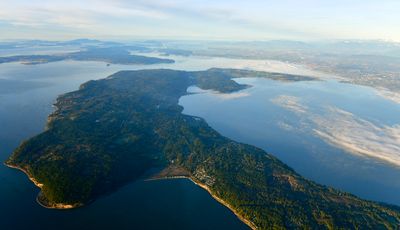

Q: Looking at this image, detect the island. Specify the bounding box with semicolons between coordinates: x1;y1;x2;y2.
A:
0;46;174;65
6;68;400;229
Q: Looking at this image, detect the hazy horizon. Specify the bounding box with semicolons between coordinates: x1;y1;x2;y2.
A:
2;37;400;44
1;0;400;42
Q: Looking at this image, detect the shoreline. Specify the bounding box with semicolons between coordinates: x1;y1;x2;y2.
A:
4;162;82;209
149;175;257;230
188;177;257;230
5;161;256;228
4;162;44;188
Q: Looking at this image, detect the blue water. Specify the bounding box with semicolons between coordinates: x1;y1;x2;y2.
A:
0;60;250;230
1;54;400;229
180;77;400;206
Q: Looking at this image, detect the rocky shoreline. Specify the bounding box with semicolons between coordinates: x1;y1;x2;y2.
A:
4;162;82;209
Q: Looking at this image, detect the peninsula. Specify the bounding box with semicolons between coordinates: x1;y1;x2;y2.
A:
6;69;400;229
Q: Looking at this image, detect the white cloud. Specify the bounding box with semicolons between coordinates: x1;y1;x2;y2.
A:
271;95;308;114
277;121;294;131
187;86;249;100
214;92;250;100
312;107;400;167
272;95;400;167
0;3;93;29
375;87;400;104
0;0;169;30
1;0;400;41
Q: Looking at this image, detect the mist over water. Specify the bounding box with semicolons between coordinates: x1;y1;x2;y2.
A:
0;53;399;229
180;78;400;206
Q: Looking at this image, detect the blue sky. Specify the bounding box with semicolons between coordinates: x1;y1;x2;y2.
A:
1;0;399;41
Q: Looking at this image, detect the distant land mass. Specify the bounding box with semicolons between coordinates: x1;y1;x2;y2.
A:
0;46;174;65
6;69;400;229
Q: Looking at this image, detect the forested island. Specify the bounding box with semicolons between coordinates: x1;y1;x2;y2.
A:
0;46;174;65
6;68;400;229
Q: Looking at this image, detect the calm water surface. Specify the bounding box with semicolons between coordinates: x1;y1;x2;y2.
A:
180;78;400;205
0;59;251;230
0;54;399;229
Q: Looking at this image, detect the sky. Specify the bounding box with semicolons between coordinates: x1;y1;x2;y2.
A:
0;0;399;41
